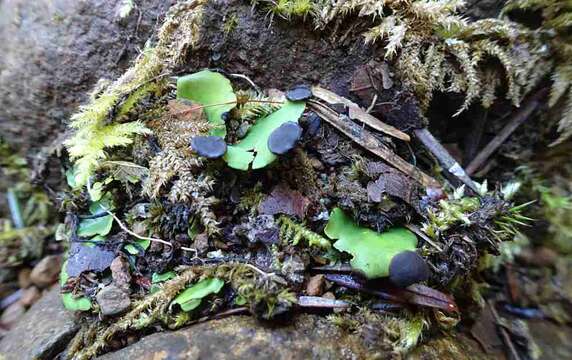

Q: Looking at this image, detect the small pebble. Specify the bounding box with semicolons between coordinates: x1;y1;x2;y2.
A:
388;251;430;288
30;255;62;288
17;268;32;289
96;284;131;316
286;85;312;101
306;274;326;296
191;136;227;159
267;122;302;155
110;256;131;289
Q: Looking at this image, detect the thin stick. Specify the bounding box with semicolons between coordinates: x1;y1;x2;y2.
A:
312;86;411;142
404;223;443;252
466;89;547;175
229;73;260;92
297;296;350;309
103;207;173;248
487;299;522;360
244;263;276;277
414;128;479;193
464;109;488;163
6;189;24;229
173;99;284;116
366;94;378;113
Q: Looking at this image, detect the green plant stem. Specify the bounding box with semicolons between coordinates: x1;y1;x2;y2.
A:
173;99;284;116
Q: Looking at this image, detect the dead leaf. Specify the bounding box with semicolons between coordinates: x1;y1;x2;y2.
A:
324;273;458;313
258;185;310;218
168;99;205;121
399;284;459;313
66;243;116;277
366;167;419;211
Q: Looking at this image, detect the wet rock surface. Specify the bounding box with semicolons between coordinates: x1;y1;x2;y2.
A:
0;293;570;359
0;287;78;360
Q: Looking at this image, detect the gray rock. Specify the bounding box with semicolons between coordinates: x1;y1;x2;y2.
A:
0;0;176;155
0;287;78;360
96;284;131;316
0;0;175;217
0;302;25;328
97;314;376;360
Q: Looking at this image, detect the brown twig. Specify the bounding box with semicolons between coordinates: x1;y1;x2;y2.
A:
404;223;443;252
487;299;522;360
466;89;548;175
414;128;479;193
173;99;284;117
464;109;488;163
311;86;411;142
309;100;440;188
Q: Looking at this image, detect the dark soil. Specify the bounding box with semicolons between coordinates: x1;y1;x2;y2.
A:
181;0;374;98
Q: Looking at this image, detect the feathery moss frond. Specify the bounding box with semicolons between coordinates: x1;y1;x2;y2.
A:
65;121;151;187
278;216;331;249
503;0;572;144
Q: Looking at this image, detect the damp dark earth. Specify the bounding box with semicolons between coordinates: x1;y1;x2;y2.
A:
1;1;572;359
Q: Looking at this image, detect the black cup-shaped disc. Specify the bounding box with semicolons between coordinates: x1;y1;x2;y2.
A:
388;250;430;288
190;136;227;159
267;122;302;155
286;85;312;101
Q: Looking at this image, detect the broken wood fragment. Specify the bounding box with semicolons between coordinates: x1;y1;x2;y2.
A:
414;128;479;193
297;296;350;309
308;100;440;188
311;86;411;142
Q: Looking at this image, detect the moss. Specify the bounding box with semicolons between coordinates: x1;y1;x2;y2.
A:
223;13;239;35
278;216;331;250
